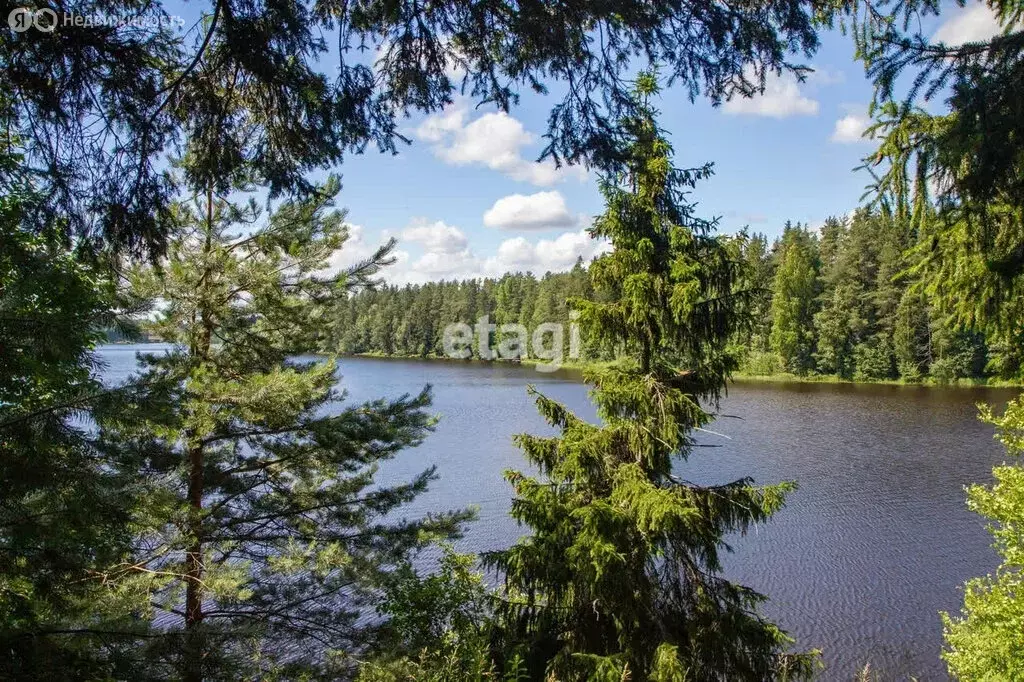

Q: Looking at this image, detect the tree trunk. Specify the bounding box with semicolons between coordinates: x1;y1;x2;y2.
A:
184;442;205;682
183;186;215;682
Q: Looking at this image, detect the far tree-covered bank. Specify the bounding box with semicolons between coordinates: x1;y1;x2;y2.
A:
323;208;1021;386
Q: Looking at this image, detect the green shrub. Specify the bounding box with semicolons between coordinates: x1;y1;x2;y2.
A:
742;350;786;376
942;398;1024;680
854;338;896;381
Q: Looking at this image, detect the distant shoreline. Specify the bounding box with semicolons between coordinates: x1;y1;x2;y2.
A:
337;351;1024;389
103;343;1023;388
730;371;1024;389
101;344;1022;389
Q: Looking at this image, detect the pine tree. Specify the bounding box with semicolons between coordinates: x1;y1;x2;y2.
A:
114;178;469;679
485;75;815;682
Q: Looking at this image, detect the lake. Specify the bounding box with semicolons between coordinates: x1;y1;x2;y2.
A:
98;345;1020;681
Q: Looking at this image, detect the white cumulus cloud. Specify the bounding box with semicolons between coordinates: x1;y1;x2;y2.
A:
400;218;470;254
488;230;611;275
723;68;819;118
389;219;476;283
414;103;586;186
414;106;467;144
382;218;609;284
933;3;1005;45
483;191;577;231
831;113;872;144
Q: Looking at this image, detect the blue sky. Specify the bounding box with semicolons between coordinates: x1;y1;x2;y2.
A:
328;29;876;284
164;0;1005;284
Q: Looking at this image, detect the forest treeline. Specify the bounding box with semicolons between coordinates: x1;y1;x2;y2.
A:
328;258;595;362
329;209;1019;384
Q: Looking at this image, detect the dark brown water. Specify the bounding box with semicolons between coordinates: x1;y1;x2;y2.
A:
99;346;1020;680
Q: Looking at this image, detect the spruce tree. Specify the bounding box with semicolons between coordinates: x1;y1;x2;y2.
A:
740;233;776;354
893;289;932;381
110;178;469;679
485;75;816;682
813;283;865;379
0;172;151;678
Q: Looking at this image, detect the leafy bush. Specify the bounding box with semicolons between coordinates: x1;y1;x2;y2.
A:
897;359;924;383
358;547;511;682
854;338;896;381
942;398;1024;680
742;350;786;376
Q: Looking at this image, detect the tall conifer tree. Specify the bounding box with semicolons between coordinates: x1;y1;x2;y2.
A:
486;75;815;682
112;179;468;679
0;164;152;678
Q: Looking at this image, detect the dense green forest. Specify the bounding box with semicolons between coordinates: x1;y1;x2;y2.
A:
328;258;595;362
328;210;1019;384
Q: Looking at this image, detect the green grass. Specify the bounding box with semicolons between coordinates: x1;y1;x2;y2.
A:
732;371;1024;388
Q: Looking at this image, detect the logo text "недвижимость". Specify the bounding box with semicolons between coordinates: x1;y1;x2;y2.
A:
8;7;184;32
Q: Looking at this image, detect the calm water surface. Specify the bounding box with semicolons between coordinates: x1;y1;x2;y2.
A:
99;345;1019;681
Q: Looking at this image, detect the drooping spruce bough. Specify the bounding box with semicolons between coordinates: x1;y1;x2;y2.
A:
485;75;817;681
2;0;826;256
